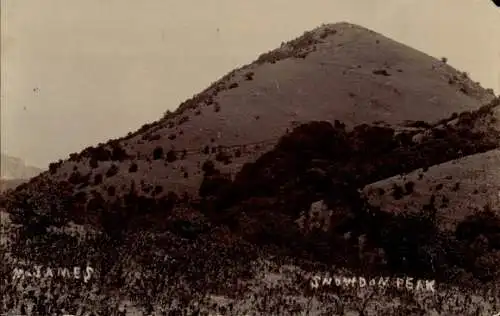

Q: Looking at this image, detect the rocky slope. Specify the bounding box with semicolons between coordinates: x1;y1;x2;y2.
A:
1;22;500;315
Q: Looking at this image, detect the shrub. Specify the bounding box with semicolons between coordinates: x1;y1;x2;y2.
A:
404;181;415;194
214;104;221;112
68;171;83;185
244;72;254;80
110;144;128;161
89;158;99;169
202;160;216;176
180;149;187;160
163;110;173;119
372;69;390;76
49;161;62;174
129;162;138;173
179;116;189;125
215;151;232;165
69;153;79;161
153;146;164;160
89;146;111;161
228;82;239;89
94;174;103;185
106;164;119;178
153;185;163;196
168;134;176;140
107;185;116;197
392;184;404;200
166;150;177;163
441;57;448;63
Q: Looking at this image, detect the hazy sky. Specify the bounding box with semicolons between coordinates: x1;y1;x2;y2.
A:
1;0;499;168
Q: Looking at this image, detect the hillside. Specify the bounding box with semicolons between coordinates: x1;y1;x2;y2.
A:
12;23;495;200
1;22;500;315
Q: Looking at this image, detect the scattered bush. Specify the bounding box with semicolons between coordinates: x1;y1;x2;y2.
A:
153;146;164;160
110;144;128;161
106;164;119;178
94;174;103;185
107;185;116;197
166;150;177;163
404;181;415;194
68;171;83;185
89;158;99;169
153;185;163;196
215;151;232;165
372;69;391;76
48;161;62;174
202;160;216;176
392;184;404;200
69;153;79;161
244;72;254;80
179;116;189;125
129;163;138;173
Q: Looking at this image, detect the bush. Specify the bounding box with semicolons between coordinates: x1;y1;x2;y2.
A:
89;146;111;161
68;171;83;185
89;158;99;169
202;160;216;175
392;184;404;200
106;164;119;178
244;72;254;80
153;146;164;160
129;162;138;173
166;150;177;163
202;145;210;155
372;69;390;76
94;174;103;185
179;116;189;125
107;185;116;197
404;181;415;194
110;144;128;161
48;161;61;174
215;150;232;165
153;185;163;196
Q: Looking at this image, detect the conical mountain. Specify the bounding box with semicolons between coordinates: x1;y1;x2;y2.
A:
7;22;495;201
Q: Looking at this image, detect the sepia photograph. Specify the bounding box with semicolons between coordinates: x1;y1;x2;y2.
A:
1;0;500;315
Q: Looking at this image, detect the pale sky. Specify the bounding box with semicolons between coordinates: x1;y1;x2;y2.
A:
1;0;499;168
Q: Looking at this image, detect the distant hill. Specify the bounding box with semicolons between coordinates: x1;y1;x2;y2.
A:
0;153;42;180
0;153;42;192
1;23;499;315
